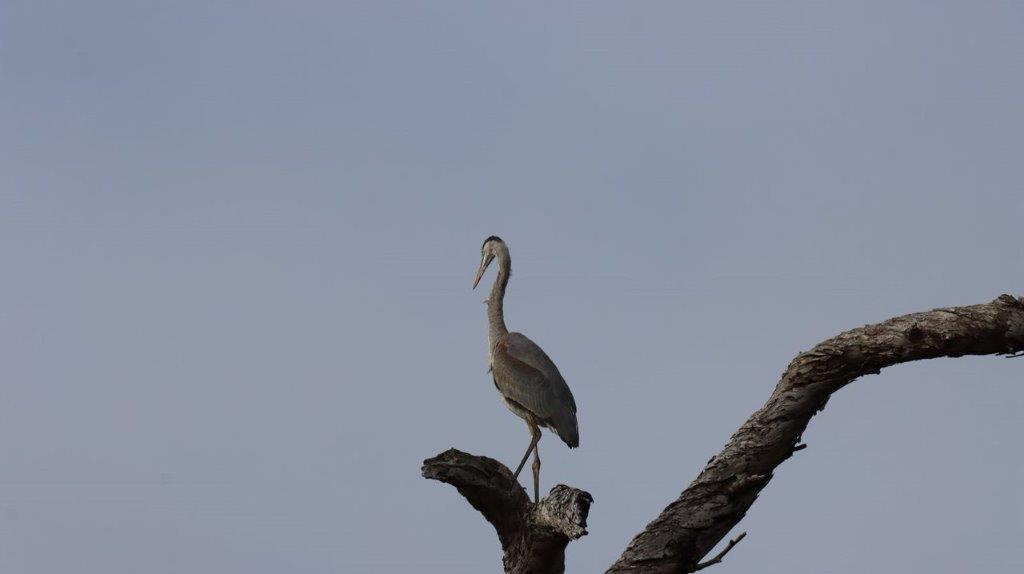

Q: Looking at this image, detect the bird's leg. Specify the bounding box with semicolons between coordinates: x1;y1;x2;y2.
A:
511;424;541;481
532;441;541;504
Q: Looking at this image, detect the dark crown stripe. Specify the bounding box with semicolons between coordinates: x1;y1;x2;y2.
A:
482;235;504;250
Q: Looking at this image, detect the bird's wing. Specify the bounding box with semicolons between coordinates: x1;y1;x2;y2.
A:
501;332;576;413
492;332;579;447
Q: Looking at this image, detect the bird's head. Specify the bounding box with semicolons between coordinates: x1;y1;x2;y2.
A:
473;235;505;289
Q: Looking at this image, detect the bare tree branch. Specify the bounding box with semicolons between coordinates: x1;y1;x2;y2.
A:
607;294;1024;572
422;448;592;574
422;295;1024;573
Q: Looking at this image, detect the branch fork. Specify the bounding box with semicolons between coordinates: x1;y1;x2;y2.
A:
422;448;592;574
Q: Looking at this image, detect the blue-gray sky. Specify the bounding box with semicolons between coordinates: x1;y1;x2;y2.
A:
2;1;1022;572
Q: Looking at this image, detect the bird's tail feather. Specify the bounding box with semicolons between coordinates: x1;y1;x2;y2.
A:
553;413;579;448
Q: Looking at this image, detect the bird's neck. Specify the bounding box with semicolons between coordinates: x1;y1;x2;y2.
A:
487;250;511;343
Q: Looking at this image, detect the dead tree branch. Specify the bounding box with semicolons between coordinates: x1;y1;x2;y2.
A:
423;294;1024;573
422;449;592;574
607;294;1024;572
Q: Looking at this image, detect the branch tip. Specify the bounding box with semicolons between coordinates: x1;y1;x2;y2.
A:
692;532;747;572
995;293;1023;307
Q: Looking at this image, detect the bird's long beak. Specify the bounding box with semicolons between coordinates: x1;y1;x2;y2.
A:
473;254;493;289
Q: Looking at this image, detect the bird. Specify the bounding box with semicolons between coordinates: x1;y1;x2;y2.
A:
473;236;579;503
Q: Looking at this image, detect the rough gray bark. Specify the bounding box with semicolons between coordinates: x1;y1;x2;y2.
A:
424;295;1024;573
422;449;592;574
608;294;1024;572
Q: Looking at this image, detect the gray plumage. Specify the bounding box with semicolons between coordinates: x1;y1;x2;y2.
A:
491;332;579;448
473;236;579;502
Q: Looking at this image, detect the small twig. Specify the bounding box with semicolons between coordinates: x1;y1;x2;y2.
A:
691;532;747;572
792;443;808;452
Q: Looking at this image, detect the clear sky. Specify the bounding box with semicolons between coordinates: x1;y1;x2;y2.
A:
1;1;1022;573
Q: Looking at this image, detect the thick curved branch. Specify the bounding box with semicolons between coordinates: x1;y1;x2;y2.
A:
607;294;1024;573
422;449;592;574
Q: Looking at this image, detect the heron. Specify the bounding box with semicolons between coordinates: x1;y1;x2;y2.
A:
473;236;579;504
